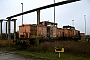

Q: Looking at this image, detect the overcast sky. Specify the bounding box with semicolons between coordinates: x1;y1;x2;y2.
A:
0;0;90;35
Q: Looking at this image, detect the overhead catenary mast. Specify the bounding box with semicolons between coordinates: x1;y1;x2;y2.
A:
54;0;55;26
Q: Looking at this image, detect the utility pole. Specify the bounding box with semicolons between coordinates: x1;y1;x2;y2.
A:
84;15;86;35
0;20;3;39
6;22;7;39
11;19;17;40
21;3;23;25
54;0;55;26
72;20;74;36
72;20;74;27
37;10;40;25
8;18;11;40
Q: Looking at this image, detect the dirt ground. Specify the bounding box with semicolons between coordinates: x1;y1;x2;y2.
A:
0;51;34;60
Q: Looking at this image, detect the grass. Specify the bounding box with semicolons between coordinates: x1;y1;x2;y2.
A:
15;50;90;60
0;40;16;51
27;41;90;55
14;40;90;60
0;40;90;60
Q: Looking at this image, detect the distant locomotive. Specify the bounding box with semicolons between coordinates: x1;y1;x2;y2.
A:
14;21;81;46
